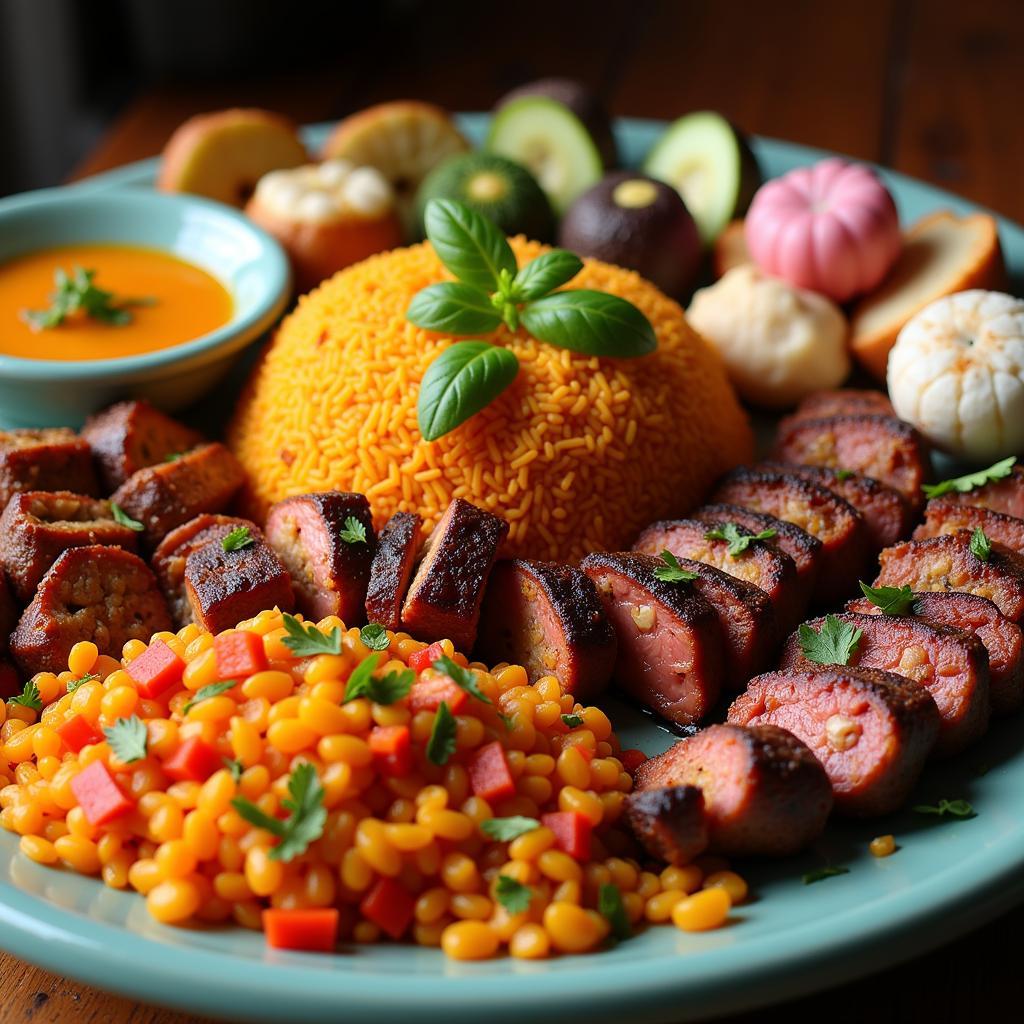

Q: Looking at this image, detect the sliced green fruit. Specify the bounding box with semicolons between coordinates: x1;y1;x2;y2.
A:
485;97;603;215
642;111;762;246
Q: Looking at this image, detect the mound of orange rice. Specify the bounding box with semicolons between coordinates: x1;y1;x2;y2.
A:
228;239;752;561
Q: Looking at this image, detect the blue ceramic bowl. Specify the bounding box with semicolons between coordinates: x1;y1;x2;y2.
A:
0;187;290;428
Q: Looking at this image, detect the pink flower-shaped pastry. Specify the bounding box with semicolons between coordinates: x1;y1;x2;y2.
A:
745;158;901;302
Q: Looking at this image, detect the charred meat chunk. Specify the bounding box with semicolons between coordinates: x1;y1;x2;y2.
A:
789;389;895;423
729;667;939;816
265;492;376;626
0;428;98;506
931;463;1024;519
634;723;833;858
10;545;172;674
365;512;422;631
401;499;509;652
624;785;708;866
581;551;724;726
915;498;1024;556
82;400;204;492
475;559;616;700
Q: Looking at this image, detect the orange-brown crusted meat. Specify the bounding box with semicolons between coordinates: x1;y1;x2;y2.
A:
914;498;1024;556
789;389;895;423
634;723;833;858
151;514;261;627
581;551;725;726
110;442;246;546
931;464;1024;519
780;612;990;756
184;538;294;635
624;785;709;866
401;499;509;652
772;414;929;506
0;492;140;603
847;590;1024;716
728;667;939;816
475;559;616;701
265;492;376;626
875;534;1024;624
365;512;422;631
710;467;869;604
82;400;204;492
9;545;172;675
0;429;99;507
635;517;806;635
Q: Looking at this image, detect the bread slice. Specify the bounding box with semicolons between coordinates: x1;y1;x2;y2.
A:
712;219;751;278
850;210;1005;380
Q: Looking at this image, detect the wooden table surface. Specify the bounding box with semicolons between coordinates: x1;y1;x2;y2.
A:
5;0;1023;1020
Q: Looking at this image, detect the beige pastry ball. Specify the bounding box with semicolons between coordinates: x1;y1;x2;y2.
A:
687;264;849;410
888;289;1024;462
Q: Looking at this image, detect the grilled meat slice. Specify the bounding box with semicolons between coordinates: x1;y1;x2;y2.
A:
110;442;246;546
781;611;990;756
10;545;172;674
729;667;939;816
931;463;1024;519
365;512;423;631
581;552;725;726
624;785;709;866
634;723;833;858
475;559;616;700
82;400;204;492
265;492;376;627
915;498;1024;556
400;499;509;652
789;389;895;423
0;428;98;506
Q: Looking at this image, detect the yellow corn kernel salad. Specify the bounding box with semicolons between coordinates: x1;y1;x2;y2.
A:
0;610;742;958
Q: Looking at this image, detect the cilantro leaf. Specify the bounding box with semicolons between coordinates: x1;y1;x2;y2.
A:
495;875;533;914
8;680;42;711
970;527;992;562
103;715;148;763
704;522;777;558
858;581;917;615
561;713;584;728
834;469;854;481
498;712;516;731
344;656;414;706
231;763;326;861
359;623;390;652
653;550;698;584
922;457;1016;499
280;613;342;657
432;655;491;704
802;866;849;885
110;503;145;532
223;757;244;783
66;673;98;694
339;516;368;545
480;816;540;841
913;798;975;820
426;700;457;766
20;265;154;332
798;614;863;666
183;680;236;715
221;526;255;552
598;883;631;941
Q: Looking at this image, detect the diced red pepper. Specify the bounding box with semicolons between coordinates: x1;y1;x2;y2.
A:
55;714;103;754
360;877;415;940
619;748;648;775
541;811;592;861
467;741;516;803
69;760;134;826
263;908;339;952
126;640;185;699
368;725;411;777
163;736;223;783
408;672;468;715
408;641;445;673
214;631;267;681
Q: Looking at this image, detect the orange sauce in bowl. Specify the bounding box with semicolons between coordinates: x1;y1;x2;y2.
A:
0;243;233;362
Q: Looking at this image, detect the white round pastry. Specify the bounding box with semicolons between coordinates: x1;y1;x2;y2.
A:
887;289;1024;461
687;264;849;409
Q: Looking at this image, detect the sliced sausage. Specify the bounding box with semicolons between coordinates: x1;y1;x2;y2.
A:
875;534;1024;624
624;785;708;866
475;559;616;700
762;461;913;551
780;611;990;756
772;414;928;506
728;667;940;816
847;590;1024;716
151;514;261;628
401;499;509;652
634;517;806;634
0;576;16;658
634;723;832;858
365;512;422;630
0;492;140;602
82;400;204;492
265;492;376;627
789;389;895;423
931;463;1024;519
10;545;172;674
184;538;294;635
0;429;98;506
580;551;724;726
710;467;869;604
915;498;1024;556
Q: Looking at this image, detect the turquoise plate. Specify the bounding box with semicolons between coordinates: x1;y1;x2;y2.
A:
3;115;1024;1023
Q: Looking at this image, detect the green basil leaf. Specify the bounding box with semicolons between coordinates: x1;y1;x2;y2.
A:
513;250;583;301
520;290;657;357
423;199;517;293
417;341;519;441
407;282;503;335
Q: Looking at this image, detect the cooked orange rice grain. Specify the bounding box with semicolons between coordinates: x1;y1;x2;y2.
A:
228;239;752;561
